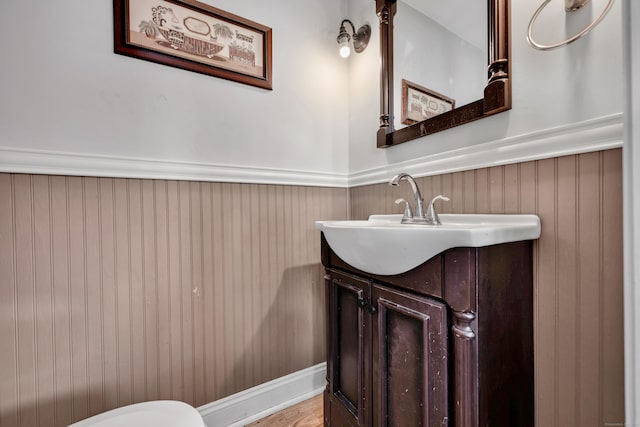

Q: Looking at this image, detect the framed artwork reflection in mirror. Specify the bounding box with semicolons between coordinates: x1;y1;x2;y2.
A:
401;79;455;125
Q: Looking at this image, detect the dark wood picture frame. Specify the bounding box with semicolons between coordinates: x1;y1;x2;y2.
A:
114;0;272;90
401;79;455;125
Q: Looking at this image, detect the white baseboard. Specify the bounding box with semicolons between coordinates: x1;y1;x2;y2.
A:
197;363;326;427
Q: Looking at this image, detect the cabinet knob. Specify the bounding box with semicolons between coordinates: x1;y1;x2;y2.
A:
356;296;378;314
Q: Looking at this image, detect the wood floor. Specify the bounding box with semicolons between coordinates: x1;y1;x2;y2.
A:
245;394;323;427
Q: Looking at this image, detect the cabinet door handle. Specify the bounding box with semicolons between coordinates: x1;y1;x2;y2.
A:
356;297;377;314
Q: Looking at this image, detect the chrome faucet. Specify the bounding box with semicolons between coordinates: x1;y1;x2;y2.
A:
389;173;449;225
389;173;426;220
424;195;450;225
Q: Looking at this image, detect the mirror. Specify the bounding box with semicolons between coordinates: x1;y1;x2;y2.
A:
394;1;487;128
376;0;511;148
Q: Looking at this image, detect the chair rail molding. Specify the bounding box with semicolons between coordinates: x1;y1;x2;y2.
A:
0;146;349;188
0;114;622;188
349;113;623;187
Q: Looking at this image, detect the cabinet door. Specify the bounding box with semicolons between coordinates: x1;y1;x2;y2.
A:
372;285;449;427
327;272;372;427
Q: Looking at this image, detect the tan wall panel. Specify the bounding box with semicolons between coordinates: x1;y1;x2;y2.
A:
0;175;348;427
348;149;625;427
0;175;19;427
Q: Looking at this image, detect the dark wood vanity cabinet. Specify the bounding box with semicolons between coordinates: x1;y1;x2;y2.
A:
321;235;534;427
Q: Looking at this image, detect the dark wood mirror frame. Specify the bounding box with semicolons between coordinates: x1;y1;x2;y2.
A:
376;0;511;148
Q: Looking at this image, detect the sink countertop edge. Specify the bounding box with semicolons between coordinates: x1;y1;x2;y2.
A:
315;214;541;275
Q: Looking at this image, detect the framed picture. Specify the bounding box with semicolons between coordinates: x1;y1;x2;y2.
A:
401;79;455;125
114;0;272;89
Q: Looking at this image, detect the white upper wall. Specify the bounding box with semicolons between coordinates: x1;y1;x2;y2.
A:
347;0;624;182
0;0;350;182
0;0;625;186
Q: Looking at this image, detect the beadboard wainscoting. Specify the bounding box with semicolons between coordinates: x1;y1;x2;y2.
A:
0;148;625;427
349;149;625;427
0;175;347;427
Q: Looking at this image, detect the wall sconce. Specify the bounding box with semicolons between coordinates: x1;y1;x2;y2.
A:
336;19;371;58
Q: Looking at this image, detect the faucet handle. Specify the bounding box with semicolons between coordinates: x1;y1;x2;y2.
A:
425;195;450;225
430;195;450;205
395;198;413;219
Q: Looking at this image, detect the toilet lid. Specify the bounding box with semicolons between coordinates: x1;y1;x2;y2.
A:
68;400;206;427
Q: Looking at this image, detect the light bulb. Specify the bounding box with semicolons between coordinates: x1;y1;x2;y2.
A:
339;44;351;58
336;26;351;59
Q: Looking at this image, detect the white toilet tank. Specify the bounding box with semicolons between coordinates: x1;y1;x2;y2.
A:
68;400;206;427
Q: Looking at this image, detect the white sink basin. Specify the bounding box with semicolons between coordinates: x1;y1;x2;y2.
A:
316;214;541;275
